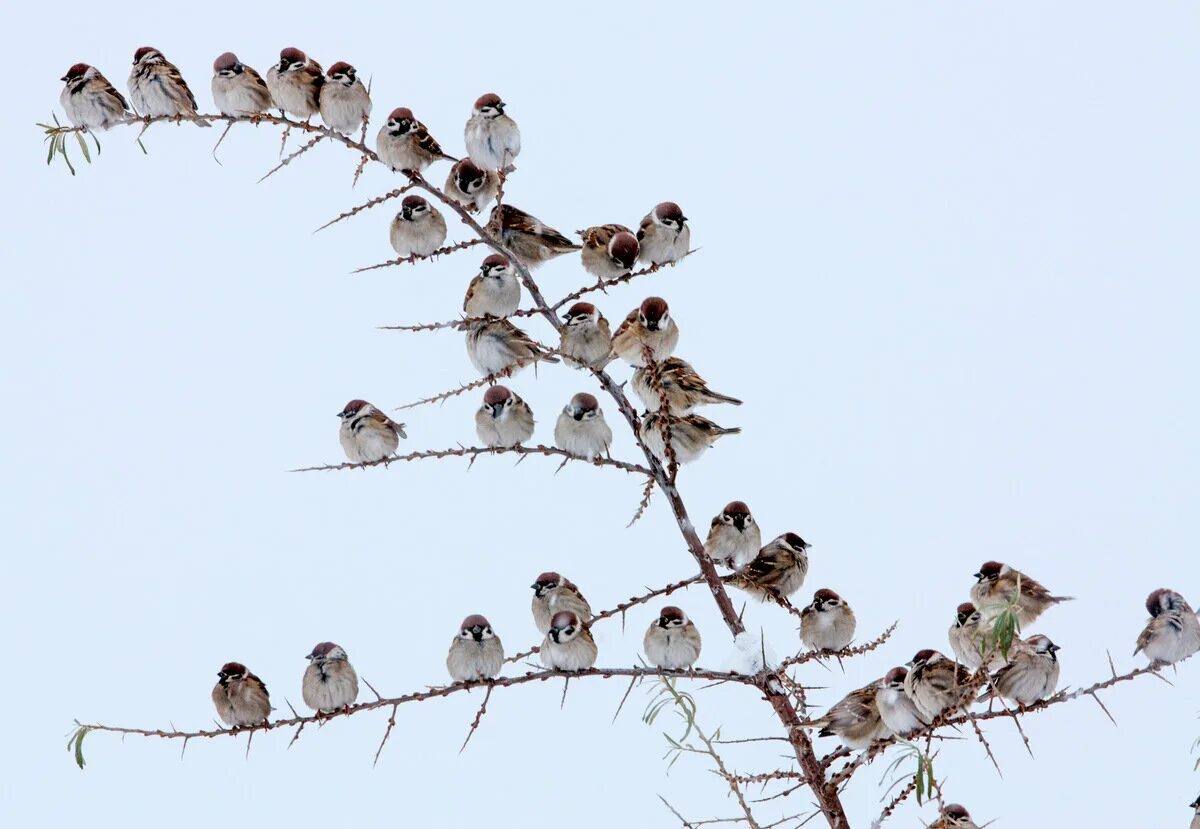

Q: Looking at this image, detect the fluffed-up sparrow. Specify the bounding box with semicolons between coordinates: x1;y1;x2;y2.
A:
484;204;580;267
929;804;980;829
611;297;679;366
578;224;639;281
874;667;928;734
903;649;974;722
558;302;612;369
211;53;270;116
474;385;534;448
212;662;271;727
540;611;597;671
948;602;1006;671
703;501;761;569
1134;588;1200;665
800;589;856;651
338;399;406;463
464;93;521;172
639;411;740;465
970;560;1073;626
445;159;498;214
265;47;323;119
637;201;690;266
446;614;504;683
531;572;592;635
554;393;612;460
128;47;209;124
643;606;702;670
318;61;371;133
797;681;889;749
464;254;520;318
727;532;810;600
376;107;455;173
390;194;448;258
465;317;558;377
631;357;742;414
979;634;1060;706
302;642;359;713
60;63;132;130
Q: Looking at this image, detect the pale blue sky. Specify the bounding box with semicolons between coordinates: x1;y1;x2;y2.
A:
5;3;1198;826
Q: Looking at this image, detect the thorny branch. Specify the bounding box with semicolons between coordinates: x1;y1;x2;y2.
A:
291;443;652;477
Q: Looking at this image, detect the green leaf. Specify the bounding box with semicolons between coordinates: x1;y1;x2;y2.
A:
91;132;102;156
136;137;149;155
59;139;77;176
74;131;91;163
67;726;90;769
47;136;56;165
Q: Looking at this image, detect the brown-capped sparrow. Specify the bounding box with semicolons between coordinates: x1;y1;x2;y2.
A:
903;649;974;722
266;48;323;119
554;393;613;460
302;642;359;713
979;634;1060;706
338;399;406;463
540;611;598;671
874;667;928;734
639;411;740;465
970;560;1073;626
60;63;131;130
318;61;371;134
464;255;520;318
210;53;270;116
948;602;1007;671
474;385;534;448
128;47;209;125
702;501;761;570
212;662;271;727
464;93;521;172
929;804;980;829
390;195;448;258
611;297;679;366
578;224;640;281
1134;588;1200;665
484;204;580;267
446;614;504;683
531;572;592;635
465;317;558;377
726;532;811;600
643;606;702;670
797;681;889;749
445;158;499;214
637;201;690;265
558;302;612;369
631;357;742;414
800;589;856;651
376;107;455;174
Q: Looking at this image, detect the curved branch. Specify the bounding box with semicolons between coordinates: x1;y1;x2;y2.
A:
291;444;653;477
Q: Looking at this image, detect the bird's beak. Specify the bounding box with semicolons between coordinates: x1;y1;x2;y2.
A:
680;216;688;223
60;74;69;82
573;409;584;421
973;572;983;580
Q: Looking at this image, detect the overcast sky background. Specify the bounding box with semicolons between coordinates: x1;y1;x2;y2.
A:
5;3;1198;826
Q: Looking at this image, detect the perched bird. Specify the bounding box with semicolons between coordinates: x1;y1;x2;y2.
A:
211;662;271;728
1134;588;1200;665
531;572;592;635
210;53;270;116
389;195;448;258
302;642;359;713
1191;795;1200;829
558;302;612;369
970;561;1073;626
578;224;640;281
60;63;132;130
640;412;739;465
540;611;598;671
128;47;209;124
637;201;690;266
643;606;702;670
446;614;504;683
464;254;520;317
800;589;856;651
796;681;889;749
474;385;534;448
318;61;371;133
337;399;406;463
948;602;1006;671
632;357;742;414
465;317;558;377
554;393;613;460
979;634;1061;706
727;532;810;600
874;667;928;735
903;649;974;722
464;92;521;172
266;47;323;119
376;107;454;173
611;297;679;366
929;805;980;829
444;158;499;213
485;204;580;267
703;501;762;570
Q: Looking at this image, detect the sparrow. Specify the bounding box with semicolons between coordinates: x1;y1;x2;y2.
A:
903;649;974;722
60;63;132;130
874;667;928;735
970;560;1073;626
578;224;640;281
554;393;613;460
800;589;857;651
531;572;592;635
643;606;702;670
637;201;690;266
337;399;406;463
128;47;209;124
376;107;455;173
389;195;448;258
211;662;271;728
979;634;1061;706
726;532;811;600
796;681;889;749
702;501;761;570
302;642;359;713
558;302;613;369
446;614;504;683
318;61;371;133
210;53;270;116
485;204;580;267
464;92;521;172
929;804;980;829
611;297;679;366
444;158;499;214
639;412;740;465
1191;795;1200;829
1134;588;1200;665
540;611;598;671
266;47;323;119
465;317;558;377
474;385;535;448
948;602;1007;671
631;357;742;414
463;254;521;317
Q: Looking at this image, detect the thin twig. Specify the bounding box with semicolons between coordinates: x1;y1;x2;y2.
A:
292;444;652;477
